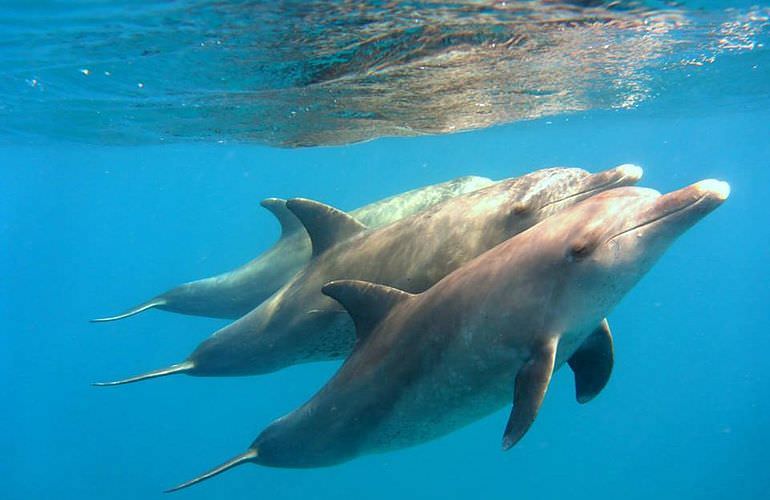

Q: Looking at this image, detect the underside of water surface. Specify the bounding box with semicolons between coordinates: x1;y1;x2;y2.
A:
1;0;768;146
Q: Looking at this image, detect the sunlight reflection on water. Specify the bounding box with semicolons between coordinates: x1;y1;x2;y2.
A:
0;1;767;146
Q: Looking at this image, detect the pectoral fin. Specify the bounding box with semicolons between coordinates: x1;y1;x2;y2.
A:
568;319;614;404
502;337;558;450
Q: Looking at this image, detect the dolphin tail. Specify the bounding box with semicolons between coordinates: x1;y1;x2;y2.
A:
92;361;194;387
165;449;258;493
90;298;168;323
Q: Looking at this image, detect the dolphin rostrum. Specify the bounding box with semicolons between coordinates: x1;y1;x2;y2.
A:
95;165;643;385
167;178;729;491
91;175;494;322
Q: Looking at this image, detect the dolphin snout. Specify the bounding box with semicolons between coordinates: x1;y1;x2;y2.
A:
693;179;731;201
613;164;644;184
589;163;643;191
642;178;730;228
662;178;731;211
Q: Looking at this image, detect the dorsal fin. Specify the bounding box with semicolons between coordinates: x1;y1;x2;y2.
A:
322;280;413;341
286;198;367;257
260;197;303;239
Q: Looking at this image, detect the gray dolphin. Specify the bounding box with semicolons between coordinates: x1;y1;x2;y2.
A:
95;164;642;385
91;175;494;322
167;178;729;491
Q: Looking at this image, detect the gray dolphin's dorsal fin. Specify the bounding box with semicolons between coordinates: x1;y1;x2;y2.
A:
503;336;558;450
286;198;367;257
260;197;303;240
322;280;413;341
568;319;614;404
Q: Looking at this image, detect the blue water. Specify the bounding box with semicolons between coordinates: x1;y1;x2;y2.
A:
2;1;770;500
3;108;769;499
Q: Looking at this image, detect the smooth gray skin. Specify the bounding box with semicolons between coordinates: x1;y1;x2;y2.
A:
96;164;643;385
168;178;728;491
92;175;494;322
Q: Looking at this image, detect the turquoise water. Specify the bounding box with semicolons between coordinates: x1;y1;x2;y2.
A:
2;1;769;499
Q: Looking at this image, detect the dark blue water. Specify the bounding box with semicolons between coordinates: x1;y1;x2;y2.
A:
2;1;770;499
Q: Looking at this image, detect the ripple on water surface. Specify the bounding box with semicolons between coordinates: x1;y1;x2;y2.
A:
0;0;768;146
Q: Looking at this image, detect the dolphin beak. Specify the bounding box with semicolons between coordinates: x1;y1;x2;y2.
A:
613;164;644;184
610;178;730;242
585;163;644;194
693;179;731;201
654;178;730;218
537;163;645;212
649;178;730;236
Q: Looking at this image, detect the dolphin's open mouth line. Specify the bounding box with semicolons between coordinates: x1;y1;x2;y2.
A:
607;193;709;242
538;173;635;212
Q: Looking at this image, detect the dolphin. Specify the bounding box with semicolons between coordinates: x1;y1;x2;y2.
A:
166;178;729;491
95;165;643;385
91;175;494;322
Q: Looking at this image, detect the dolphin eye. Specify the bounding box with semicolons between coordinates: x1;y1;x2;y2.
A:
512;202;530;215
567;241;593;261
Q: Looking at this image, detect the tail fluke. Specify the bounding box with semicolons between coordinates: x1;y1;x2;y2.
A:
165;449;258;493
90;298;168;323
92;361;194;387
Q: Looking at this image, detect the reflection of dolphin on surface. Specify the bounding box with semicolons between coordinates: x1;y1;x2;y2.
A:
167;179;729;491
91;175;494;322
95;165;643;386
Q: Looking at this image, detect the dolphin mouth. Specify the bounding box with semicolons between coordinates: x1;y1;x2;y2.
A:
539;164;644;211
607;179;730;241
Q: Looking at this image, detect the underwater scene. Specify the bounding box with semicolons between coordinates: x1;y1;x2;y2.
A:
1;1;769;499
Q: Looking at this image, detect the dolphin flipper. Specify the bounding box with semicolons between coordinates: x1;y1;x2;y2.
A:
92;361;193;386
502;337;558;450
568;319;614;404
90;298;167;323
165;449;258;493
